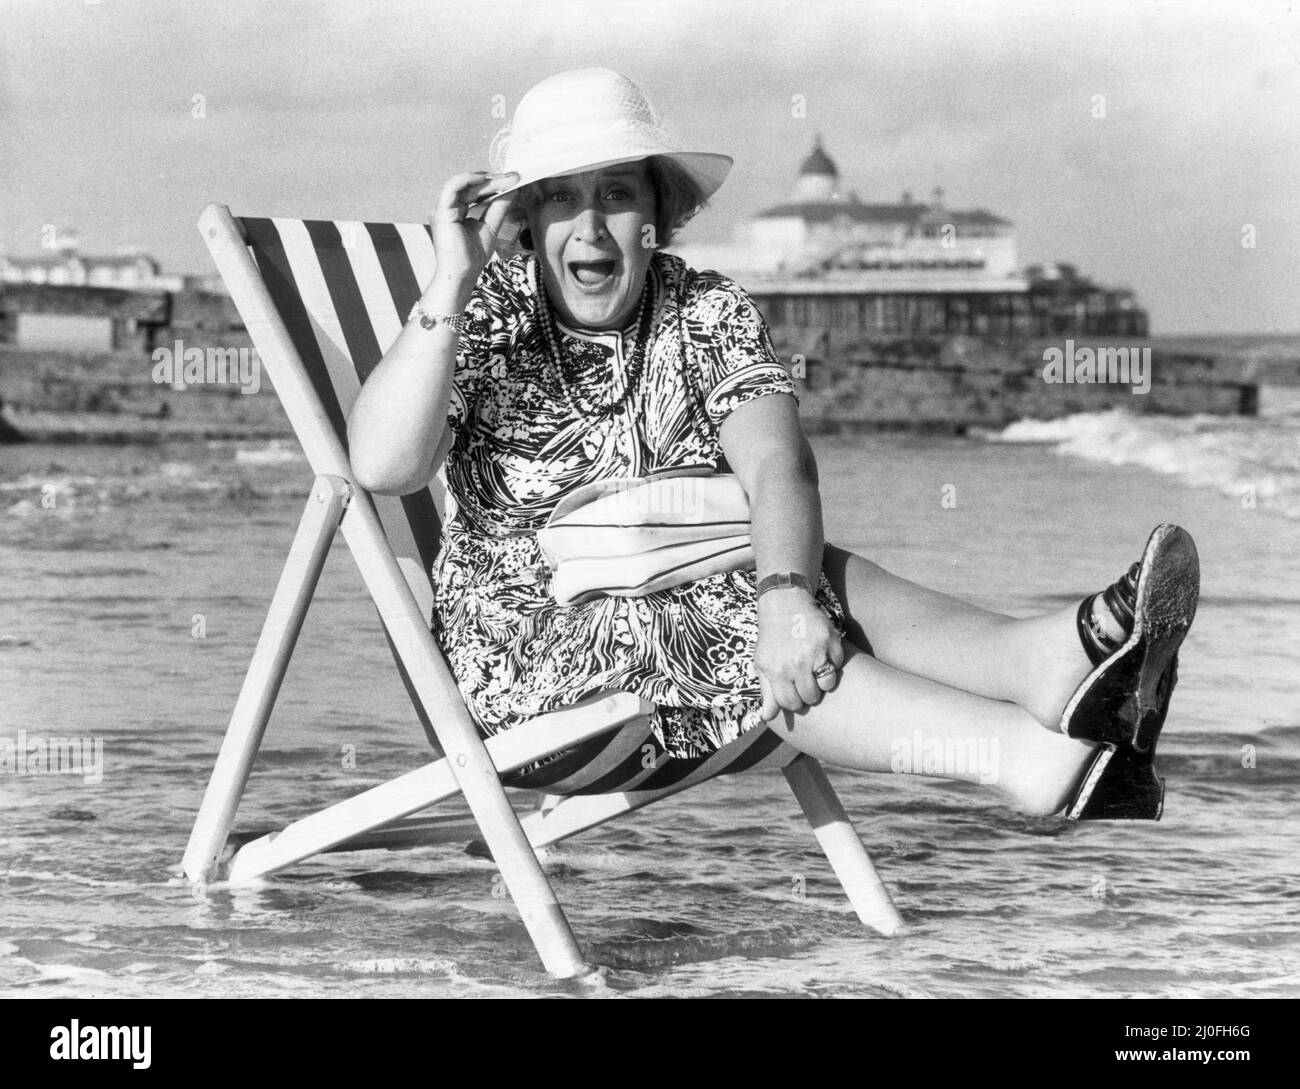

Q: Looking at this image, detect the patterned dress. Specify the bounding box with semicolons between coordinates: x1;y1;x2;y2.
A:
430;249;851;759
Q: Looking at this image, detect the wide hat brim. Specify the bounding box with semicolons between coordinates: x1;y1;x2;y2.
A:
486;68;733;206
490;149;733;203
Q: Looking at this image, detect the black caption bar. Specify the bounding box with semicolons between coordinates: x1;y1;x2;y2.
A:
0;996;1289;1075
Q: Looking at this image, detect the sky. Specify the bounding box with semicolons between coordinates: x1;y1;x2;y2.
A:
1;0;1297;334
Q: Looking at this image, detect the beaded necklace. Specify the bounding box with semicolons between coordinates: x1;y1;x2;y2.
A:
533;258;656;420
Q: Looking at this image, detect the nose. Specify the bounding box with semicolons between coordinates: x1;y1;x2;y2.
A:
572;205;608;243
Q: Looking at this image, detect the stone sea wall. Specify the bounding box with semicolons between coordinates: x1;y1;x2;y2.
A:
0;334;1263;444
0;346;286;443
778;333;1257;433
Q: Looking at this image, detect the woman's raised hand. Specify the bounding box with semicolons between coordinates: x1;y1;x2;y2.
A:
425;171;519;310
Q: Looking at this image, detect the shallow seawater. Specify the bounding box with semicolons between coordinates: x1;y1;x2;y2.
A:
1;426;1297;998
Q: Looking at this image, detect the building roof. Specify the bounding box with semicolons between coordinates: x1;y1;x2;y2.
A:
90;254;161;270
799;138;838;178
754;200;1011;227
3;252;160;271
3;253;81;269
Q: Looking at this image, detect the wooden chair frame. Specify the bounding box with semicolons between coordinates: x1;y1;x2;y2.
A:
181;203;902;978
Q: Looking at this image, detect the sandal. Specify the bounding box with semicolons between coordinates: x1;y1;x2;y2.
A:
1059;524;1199;754
1065;739;1166;820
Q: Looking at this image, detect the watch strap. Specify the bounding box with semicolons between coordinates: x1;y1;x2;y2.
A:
756;571;815;599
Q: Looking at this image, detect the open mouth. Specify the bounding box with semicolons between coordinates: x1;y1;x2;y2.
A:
567;259;617;288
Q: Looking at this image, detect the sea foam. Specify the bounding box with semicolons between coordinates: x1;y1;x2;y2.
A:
988;408;1299;518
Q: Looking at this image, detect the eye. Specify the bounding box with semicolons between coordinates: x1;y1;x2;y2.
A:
545;189;571;203
603;185;632;201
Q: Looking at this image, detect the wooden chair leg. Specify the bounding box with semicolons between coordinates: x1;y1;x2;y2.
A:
339;496;601;979
783;755;903;936
181;474;351;883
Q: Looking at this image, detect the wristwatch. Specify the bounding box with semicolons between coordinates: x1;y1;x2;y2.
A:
756;571;815;600
408;300;467;334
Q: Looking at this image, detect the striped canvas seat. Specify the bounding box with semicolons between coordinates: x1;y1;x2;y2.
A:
238;215;797;796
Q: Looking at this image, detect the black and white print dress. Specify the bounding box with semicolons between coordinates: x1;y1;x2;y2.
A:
430;250;851;759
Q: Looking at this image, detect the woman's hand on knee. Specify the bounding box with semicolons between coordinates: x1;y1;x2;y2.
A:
755;594;845;722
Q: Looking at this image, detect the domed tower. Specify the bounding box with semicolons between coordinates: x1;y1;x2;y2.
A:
794;136;839;202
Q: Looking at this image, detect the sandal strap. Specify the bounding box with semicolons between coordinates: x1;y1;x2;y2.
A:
1101;561;1140;630
1076;595;1116;666
1077;560;1142;667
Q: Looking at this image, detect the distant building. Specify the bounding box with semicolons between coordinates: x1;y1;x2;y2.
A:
673;138;1145;339
675;137;1021;288
1;229;182;292
0;228;188;351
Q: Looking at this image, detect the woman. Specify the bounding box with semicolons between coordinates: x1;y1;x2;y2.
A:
348;68;1199;819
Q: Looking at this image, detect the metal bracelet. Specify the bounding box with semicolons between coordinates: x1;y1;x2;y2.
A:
409;300;467;334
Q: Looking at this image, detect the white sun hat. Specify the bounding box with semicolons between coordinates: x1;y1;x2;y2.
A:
488;68;733;201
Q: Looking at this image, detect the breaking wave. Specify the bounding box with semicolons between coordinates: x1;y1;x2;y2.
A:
987;402;1300;518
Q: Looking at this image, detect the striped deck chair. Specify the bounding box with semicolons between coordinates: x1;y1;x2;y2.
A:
182;203;903;978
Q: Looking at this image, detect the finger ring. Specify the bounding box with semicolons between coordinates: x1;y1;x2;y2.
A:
813;662;836;678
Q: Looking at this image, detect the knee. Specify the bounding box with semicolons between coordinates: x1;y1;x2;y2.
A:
823;541;888;585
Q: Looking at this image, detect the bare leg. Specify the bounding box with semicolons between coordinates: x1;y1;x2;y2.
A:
822;543;1093;728
773;643;1098;816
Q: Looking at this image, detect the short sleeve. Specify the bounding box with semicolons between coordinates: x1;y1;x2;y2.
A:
444;260;499;440
688;276;797;428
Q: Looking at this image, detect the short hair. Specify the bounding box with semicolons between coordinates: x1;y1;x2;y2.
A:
506;155;708;251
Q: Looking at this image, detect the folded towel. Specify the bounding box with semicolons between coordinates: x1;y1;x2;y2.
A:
537;467;755;606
